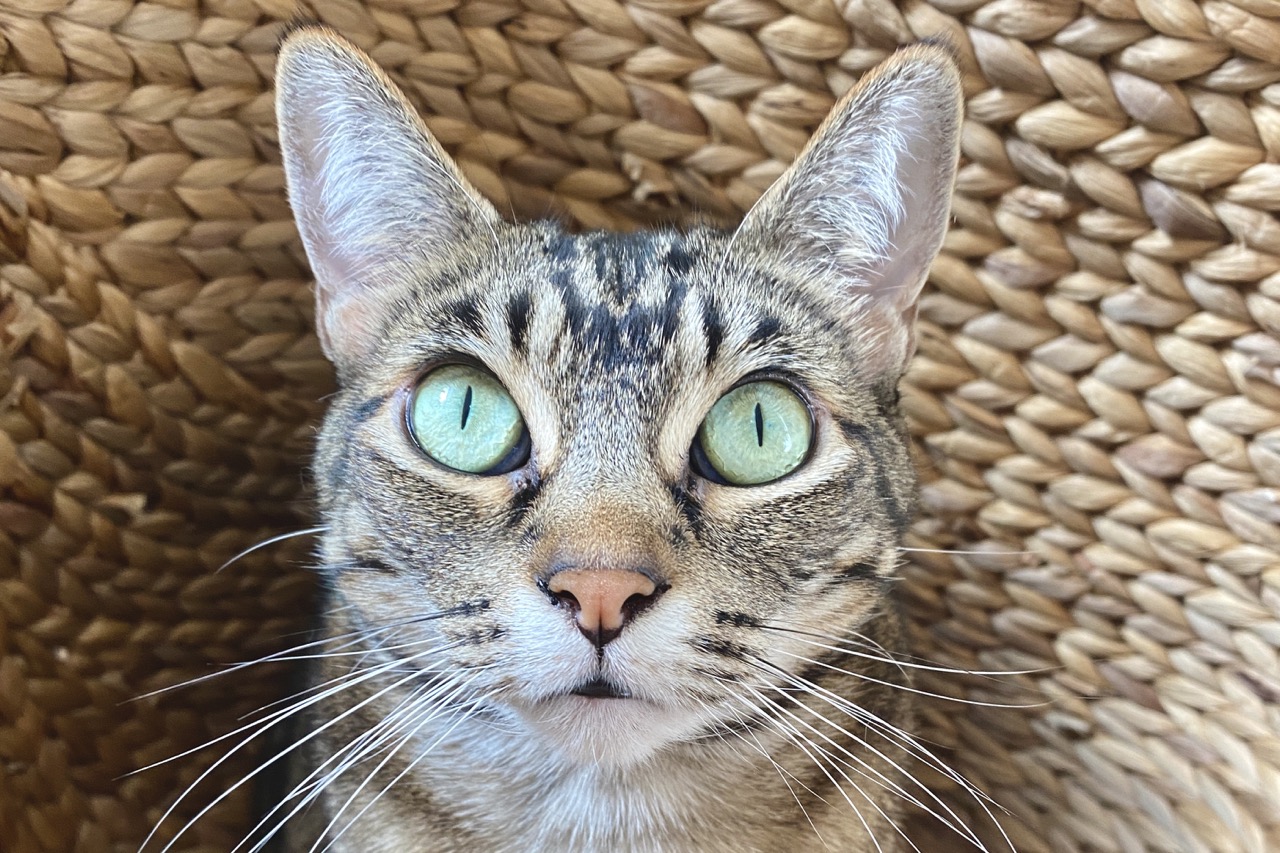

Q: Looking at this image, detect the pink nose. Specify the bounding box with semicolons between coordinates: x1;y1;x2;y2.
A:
546;569;661;648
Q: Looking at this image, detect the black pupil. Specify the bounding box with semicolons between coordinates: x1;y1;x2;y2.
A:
460;384;474;430
754;401;764;447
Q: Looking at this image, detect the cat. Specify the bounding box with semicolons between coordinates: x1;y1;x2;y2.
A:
263;23;964;853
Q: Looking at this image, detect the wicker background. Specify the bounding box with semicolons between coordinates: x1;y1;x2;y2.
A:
1;0;1278;850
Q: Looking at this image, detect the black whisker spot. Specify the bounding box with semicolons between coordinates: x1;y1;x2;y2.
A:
693;636;750;660
715;611;762;628
456;599;491;617
464;626;506;645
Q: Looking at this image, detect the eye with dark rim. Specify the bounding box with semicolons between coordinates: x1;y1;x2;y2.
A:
690;377;815;486
405;363;531;475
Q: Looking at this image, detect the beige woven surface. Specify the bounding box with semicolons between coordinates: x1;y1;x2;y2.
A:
1;0;1278;850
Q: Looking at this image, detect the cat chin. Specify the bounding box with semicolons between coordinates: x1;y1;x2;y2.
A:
514;695;708;769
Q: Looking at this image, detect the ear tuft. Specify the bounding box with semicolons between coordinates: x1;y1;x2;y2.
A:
737;44;964;378
275;26;500;372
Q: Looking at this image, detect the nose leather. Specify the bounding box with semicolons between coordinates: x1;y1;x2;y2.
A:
547;569;658;646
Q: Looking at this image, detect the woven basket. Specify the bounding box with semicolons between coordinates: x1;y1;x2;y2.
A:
2;0;1278;850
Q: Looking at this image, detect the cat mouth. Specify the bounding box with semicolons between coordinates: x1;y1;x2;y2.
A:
569;677;632;699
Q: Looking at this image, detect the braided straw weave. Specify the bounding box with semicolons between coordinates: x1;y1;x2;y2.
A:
2;0;1278;850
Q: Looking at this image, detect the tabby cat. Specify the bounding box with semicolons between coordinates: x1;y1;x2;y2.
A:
267;24;964;853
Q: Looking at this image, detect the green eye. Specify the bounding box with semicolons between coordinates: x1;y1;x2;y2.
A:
696;381;813;485
408;365;528;474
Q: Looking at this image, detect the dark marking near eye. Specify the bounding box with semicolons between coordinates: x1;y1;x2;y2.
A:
457;599;491;616
750;315;782;345
701;300;723;366
507;479;541;528
714;611;762;628
351;395;386;424
506;290;531;354
692;636;749;660
445;295;483;333
754;402;764;446
460;385;473;430
669;483;704;539
839;419;867;443
839;420;909;535
789;566;816;582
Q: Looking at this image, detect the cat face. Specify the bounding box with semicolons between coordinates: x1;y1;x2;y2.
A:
276;28;961;769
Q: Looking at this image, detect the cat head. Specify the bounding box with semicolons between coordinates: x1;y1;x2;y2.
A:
277;27;962;768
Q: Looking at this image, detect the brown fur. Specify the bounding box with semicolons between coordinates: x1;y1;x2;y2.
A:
270;27;963;852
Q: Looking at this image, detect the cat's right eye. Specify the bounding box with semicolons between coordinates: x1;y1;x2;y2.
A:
407;365;529;474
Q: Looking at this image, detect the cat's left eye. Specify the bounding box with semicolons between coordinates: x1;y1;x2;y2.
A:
693;381;813;485
407;365;529;474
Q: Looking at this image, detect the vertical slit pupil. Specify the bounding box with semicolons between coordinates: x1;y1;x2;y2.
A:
754;401;764;447
460;385;474;430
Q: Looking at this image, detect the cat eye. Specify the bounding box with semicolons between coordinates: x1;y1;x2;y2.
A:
407;365;529;474
694;381;813;485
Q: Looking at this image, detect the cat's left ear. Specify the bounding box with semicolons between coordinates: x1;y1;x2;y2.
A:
736;44;963;378
275;26;501;371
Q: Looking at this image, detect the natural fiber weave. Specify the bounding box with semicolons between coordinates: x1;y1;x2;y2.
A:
2;0;1278;850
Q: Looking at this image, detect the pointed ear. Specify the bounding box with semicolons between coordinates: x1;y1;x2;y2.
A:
737;44;963;378
275;26;500;371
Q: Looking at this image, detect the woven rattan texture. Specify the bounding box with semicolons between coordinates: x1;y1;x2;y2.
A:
2;0;1278;850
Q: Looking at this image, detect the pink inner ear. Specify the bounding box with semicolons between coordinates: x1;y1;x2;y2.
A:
864;107;953;313
314;282;383;365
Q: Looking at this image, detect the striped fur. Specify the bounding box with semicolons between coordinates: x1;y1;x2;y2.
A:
270;26;964;853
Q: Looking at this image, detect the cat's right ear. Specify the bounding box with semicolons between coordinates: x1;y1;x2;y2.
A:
275;27;500;370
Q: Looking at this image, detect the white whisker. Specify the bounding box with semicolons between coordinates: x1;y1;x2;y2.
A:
217;526;328;573
760;624;1050;678
143;641;462;853
749;655;1016;852
732;685;891;853
747;662;989;849
768;647;1044;710
316;685;500;852
245;670;492;852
